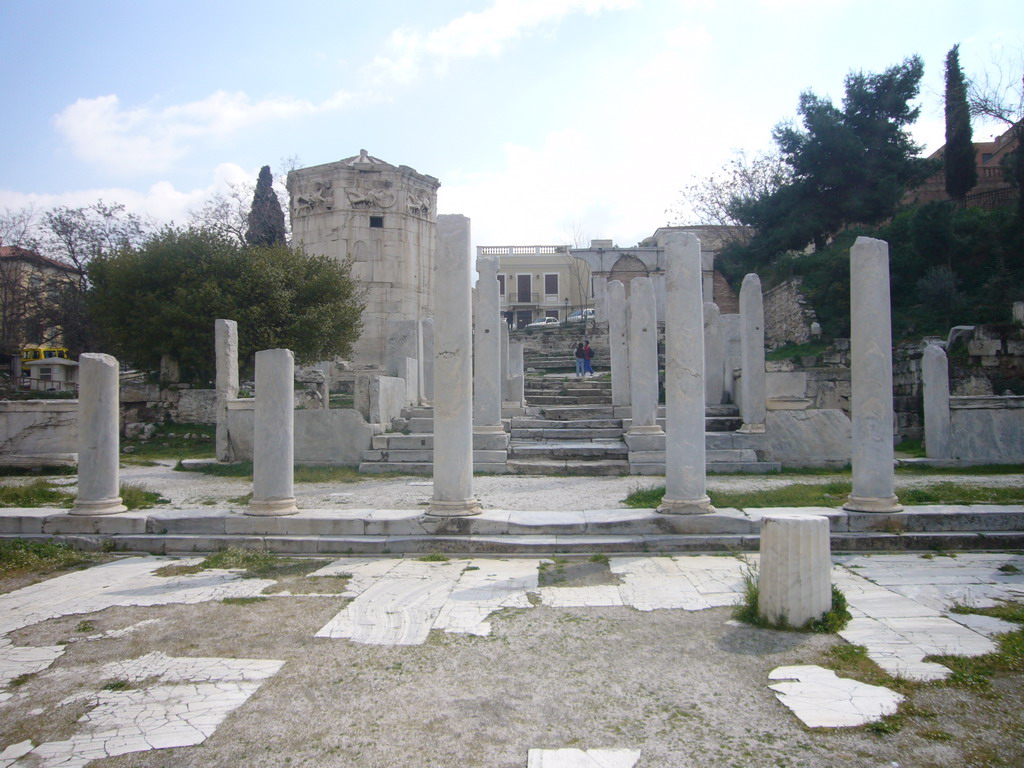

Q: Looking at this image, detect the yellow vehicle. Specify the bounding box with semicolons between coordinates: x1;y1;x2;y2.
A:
20;345;70;375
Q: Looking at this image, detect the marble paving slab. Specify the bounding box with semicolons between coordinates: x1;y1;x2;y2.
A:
527;748;642;767
768;665;904;728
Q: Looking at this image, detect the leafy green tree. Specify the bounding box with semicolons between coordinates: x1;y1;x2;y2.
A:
729;57;935;257
87;227;363;381
944;45;978;203
244;166;287;247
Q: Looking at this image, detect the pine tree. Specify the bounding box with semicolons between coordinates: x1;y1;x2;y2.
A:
944;44;977;203
244;166;287;247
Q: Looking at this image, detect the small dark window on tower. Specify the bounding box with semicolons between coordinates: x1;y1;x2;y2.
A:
370;216;384;228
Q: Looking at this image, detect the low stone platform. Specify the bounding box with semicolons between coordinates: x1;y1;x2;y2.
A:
2;505;1022;555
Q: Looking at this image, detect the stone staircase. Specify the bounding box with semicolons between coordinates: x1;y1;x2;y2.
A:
358;375;781;476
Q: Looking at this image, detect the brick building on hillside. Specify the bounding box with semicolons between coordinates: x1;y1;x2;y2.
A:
904;122;1020;210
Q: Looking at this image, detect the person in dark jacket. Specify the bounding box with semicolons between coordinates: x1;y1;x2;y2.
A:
583;340;594;376
574;342;585;378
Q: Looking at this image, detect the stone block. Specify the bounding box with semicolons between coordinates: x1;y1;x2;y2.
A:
766;410;851;466
370;376;406;425
758;514;832;627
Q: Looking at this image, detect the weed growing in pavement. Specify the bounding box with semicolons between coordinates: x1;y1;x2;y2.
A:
119;483;169;510
75;620;95;633
732;564;851;633
0;537;97;576
417;552;450;562
0;479;74;507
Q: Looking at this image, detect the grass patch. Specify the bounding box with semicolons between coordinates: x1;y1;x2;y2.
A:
152;563;204;577
626;479;1024;509
623;484;666;508
898;482;1024;505
0;537;97;576
222;596;269;605
75;620;95;633
894;438;927;458
0;479;75;507
228;492;253;506
416;552;450;562
120;483;169;510
101;679;131;691
175;460;253;478
0;465;76;477
121;423;215;462
999;564;1020;574
765;340;829;362
896;463;1024;475
929;602;1024;691
175;460;405;483
588;553;610;565
732;565;851;633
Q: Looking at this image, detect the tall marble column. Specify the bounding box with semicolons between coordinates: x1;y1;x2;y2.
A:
430;214;481;516
845;237;902;513
473;255;504;434
593;275;609;323
215;319;238;462
658;233;713;515
627;276;661;434
607;280;630;408
247;348;298;516
922;343;952;459
70;353;126;516
704;302;724;406
500;321;510;403
739;273;766;433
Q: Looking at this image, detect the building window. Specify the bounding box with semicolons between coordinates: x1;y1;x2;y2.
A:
517;274;532;303
370;216;384;228
544;273;559;298
497;274;505;297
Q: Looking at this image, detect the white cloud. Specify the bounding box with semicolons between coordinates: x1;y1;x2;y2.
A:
366;0;638;84
54;91;359;175
0;162;256;229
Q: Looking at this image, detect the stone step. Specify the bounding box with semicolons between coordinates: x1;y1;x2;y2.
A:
527;395;612;406
505;459;631;476
36;530;1024;556
371;433;510;451
542;406;617;421
362;449;510;464
508;441;628;459
525;379;612;391
512;417;623;429
511;428;625;440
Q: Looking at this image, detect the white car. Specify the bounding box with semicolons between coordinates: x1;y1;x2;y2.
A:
526;316;560;329
564;308;595;324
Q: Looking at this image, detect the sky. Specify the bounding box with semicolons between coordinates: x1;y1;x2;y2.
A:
1;0;1022;251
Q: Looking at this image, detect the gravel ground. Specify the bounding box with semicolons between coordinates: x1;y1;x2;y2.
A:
4;577;1020;768
34;462;1022;512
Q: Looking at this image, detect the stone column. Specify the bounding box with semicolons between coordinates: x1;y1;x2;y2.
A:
215;319;239;462
627;277;661;434
508;342;526;407
758;514;832;627
922;343;952;459
593;275;609;323
247;348;298;516
430;214;481;516
421;318;434;403
473;255;504;434
704;302;724;406
1014;301;1024;328
845;236;902;513
607;280;630;408
739;273;766;433
658;233;713;515
70;353;126;516
500;321;509;403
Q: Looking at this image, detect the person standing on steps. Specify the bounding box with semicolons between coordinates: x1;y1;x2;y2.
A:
574;342;585;378
583;340;594;376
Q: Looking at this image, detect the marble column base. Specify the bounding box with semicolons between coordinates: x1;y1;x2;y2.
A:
843;494;903;513
627;425;665;436
69;497;127;516
738;423;766;434
759;513;832;627
426;499;482;517
473;425;507;435
657;496;715;516
246;497;299;516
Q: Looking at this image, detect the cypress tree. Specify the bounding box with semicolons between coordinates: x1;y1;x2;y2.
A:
244;166;287;247
944;44;977;203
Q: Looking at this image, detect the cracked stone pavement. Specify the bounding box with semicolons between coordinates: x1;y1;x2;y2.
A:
1;551;1022;764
